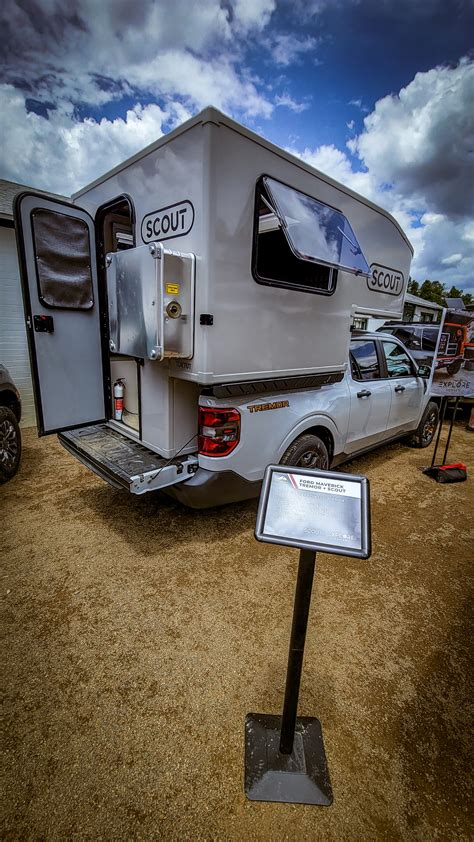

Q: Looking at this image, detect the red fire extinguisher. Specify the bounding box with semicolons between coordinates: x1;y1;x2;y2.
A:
113;379;125;421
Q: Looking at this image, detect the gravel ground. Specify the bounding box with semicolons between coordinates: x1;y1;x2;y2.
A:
1;426;473;841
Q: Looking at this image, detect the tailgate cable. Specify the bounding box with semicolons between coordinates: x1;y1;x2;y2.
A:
146;433;198;485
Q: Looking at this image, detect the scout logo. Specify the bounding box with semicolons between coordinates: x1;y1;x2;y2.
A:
248;400;289;413
141;200;194;244
368;263;404;296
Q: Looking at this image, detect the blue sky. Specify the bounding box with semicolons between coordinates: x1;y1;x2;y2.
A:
1;0;473;292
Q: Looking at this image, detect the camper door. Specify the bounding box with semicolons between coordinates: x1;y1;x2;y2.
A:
14;193;106;435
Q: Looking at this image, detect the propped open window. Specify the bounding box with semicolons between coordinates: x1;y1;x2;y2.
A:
253;176;370;296
264;176;370;276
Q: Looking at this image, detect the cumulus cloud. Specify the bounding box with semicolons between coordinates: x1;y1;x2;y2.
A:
0;0;278;114
291;60;474;293
348;58;474;218
0;84;176;194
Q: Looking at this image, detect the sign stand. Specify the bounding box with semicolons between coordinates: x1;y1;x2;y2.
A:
245;548;333;805
245;465;371;806
423;396;461;475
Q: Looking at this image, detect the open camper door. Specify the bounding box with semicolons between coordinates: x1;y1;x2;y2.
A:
14;193;106;435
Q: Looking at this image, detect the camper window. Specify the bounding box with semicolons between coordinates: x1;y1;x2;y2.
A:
253;181;336;294
257;176;370;279
31;209;94;309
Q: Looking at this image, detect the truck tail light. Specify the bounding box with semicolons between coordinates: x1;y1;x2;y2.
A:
198;407;241;456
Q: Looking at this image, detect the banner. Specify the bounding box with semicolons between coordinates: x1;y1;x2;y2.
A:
429;308;474;397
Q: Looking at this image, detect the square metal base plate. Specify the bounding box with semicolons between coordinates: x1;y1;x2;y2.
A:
245;713;333;805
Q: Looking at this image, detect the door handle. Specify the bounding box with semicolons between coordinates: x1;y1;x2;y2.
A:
394;384;406;393
357;389;371;398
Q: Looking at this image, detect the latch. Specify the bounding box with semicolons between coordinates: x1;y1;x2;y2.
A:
34;314;54;333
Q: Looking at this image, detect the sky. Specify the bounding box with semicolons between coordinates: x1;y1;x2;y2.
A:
1;0;473;293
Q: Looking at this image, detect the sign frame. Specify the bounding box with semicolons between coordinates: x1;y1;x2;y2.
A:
255;465;371;559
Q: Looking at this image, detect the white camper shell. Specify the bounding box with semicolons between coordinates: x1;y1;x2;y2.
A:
15;107;417;507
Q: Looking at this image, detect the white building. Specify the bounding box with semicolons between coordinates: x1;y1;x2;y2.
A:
358;291;443;332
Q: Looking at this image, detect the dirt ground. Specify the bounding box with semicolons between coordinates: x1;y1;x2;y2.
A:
1;425;473;841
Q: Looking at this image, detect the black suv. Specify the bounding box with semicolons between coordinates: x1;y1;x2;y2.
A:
0;365;22;483
377;322;439;369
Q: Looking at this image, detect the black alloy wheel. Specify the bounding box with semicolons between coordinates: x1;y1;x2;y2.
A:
280;433;330;470
0;407;22;483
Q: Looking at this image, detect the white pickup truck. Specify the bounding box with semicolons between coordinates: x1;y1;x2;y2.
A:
56;331;437;508
157;331;438;507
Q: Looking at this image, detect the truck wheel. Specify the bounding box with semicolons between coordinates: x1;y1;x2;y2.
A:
446;359;462;375
280;433;329;469
0;406;21;483
407;401;439;449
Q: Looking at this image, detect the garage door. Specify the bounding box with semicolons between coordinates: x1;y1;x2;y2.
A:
0;225;35;427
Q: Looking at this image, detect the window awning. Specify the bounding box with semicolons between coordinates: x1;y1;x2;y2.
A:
263;176;371;277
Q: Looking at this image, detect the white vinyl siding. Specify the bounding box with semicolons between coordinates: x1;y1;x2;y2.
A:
0;226;35;427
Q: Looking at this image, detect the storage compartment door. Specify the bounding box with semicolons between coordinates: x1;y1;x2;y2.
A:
14;193;106;435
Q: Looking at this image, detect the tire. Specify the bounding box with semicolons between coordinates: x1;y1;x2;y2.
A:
407;401;439;449
446;359;462;376
0;406;22;483
280;433;329;469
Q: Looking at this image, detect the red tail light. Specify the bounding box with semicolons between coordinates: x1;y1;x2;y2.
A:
198;406;241;456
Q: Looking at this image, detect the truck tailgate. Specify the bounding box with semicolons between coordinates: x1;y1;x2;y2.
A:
59;425;198;494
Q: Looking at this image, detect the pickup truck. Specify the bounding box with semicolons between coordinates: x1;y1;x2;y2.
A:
165;331;439;507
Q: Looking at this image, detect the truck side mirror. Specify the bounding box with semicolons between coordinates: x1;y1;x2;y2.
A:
417;364;431;378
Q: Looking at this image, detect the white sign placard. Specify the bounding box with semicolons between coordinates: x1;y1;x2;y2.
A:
255;466;371;559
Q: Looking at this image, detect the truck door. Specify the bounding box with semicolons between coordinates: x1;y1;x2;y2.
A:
380;339;424;431
14;193;105;435
346;338;391;453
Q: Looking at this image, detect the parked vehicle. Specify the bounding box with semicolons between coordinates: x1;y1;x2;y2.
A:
376;321;439;368
15;107;432;508
435;312;472;375
0;365;22;483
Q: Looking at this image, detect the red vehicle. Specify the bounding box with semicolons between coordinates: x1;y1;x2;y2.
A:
435;313;472;375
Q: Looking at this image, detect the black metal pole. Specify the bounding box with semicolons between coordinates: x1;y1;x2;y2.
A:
279;549;316;755
431;396;448;468
442;396;460;465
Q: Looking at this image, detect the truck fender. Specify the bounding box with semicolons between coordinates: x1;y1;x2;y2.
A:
276;414;342;463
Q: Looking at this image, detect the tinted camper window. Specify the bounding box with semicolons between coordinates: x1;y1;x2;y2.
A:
253;180;336;295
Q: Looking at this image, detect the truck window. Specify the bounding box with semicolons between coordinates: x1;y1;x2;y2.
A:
381;341;415;377
253;181;336;294
389;326;421;350
421;328;439;352
31;208;94;309
350;340;381;381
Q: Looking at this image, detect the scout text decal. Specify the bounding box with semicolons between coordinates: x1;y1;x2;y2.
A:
141;200;195;244
368;263;404;296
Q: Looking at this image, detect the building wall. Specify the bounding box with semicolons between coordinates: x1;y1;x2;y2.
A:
0;225;35;427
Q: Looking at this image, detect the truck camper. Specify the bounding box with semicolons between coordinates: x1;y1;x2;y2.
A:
15;107;434;507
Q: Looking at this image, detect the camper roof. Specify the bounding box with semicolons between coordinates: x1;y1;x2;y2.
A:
72;106;412;254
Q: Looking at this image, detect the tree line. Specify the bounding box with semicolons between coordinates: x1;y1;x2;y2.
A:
407;279;472;308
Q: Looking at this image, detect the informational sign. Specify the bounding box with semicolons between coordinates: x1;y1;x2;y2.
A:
430;307;474;397
255;466;371;559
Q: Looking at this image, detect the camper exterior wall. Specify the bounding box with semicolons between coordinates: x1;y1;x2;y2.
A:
75;122;208;456
194;121;412;384
76;110;412;389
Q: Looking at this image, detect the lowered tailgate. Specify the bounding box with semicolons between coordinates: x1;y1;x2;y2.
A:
59;425;198;494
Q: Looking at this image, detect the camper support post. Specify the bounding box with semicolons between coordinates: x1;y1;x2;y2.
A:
279;549;316;754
